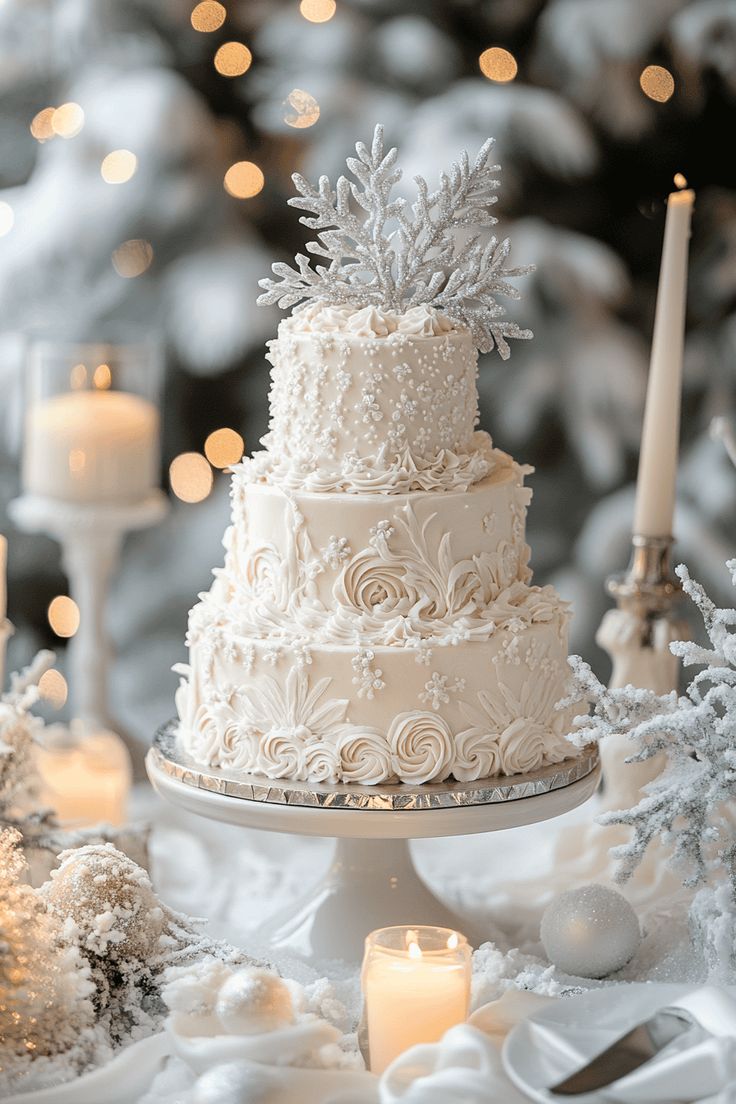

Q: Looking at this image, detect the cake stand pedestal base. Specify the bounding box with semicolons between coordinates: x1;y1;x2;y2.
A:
147;722;600;964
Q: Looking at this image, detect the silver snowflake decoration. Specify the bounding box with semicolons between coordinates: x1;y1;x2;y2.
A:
563;560;736;890
257;124;533;357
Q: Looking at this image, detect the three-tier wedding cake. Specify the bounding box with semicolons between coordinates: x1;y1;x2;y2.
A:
174;126;579;786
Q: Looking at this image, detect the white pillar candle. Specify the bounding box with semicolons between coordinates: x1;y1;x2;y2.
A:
23;389;159;504
362;926;471;1075
633;185;695;538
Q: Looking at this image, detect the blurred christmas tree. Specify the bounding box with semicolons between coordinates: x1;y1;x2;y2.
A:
0;0;734;739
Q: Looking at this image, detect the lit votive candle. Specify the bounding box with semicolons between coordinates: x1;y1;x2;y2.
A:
362;925;472;1075
33;721;132;826
23;388;159;504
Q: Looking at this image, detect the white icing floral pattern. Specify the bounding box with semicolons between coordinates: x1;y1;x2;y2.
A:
388;711;454;784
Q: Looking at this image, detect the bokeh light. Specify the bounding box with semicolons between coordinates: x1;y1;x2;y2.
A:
93;363;112;390
51;102;85;138
640;65;675;102
299;0;336;21
170;452;214;503
0;202;14;237
191;0;226;31
101;149;138;184
283;88;320;128
30;107;55;142
112;239;154;278
214;41;252;76
48;596;80;638
479;47;518;83
224;161;264;198
39;669;68;709
204;428;244;468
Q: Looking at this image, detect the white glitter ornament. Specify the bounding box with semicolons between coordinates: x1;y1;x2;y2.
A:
540;884;641;979
215;968;294;1035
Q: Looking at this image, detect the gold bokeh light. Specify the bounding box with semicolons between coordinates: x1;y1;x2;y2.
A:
101;149;137;184
300;0;336;21
640;64;675;102
0;202;14;238
30;107;56;142
51;102;85;138
48;596;80;639
204;428;244;468
191;0;226;31
224;161;264;198
170;452;214;503
93;363;112;390
283;89;321;128
479;47;518;83
39;669;68;709
112;239;154;278
214;41;252;76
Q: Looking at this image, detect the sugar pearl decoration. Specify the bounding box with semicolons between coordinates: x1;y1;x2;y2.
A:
540;884;641;979
215;968;294;1035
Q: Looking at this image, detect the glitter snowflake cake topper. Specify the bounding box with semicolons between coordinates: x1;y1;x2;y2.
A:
257;124;533;357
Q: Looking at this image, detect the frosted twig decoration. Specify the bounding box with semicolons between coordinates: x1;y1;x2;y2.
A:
562;559;736;894
257;124;533;357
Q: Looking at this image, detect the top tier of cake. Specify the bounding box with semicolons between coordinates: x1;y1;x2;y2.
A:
259;303;481;491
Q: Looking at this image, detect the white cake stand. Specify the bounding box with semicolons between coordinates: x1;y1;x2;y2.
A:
147;722;600;964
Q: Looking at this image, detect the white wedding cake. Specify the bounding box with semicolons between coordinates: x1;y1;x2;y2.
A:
174;127;579;786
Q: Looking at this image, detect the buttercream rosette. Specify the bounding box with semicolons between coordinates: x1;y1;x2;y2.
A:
388;710;454;784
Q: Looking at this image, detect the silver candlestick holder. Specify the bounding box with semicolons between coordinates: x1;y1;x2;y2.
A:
596;533;688;810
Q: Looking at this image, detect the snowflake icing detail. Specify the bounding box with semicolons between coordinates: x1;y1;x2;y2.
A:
321;536;352;570
256;124;533;358
419;672;465;711
351;648;385;700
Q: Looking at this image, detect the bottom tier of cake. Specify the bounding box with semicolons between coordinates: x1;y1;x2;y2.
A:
175;606;580;786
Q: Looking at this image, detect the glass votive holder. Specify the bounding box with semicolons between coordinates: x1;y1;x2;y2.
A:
33;719;132;827
361;925;472;1075
22;333;162;505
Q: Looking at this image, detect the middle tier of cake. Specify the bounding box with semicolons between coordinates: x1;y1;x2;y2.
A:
219;448;534;645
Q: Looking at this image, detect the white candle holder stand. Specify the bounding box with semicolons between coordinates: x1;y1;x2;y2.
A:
8;492;168;731
147;721;600;965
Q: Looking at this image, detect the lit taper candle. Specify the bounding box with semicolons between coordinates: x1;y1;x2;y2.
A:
632;178;694;538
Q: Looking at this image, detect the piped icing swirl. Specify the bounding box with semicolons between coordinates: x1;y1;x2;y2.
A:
284;302;458;337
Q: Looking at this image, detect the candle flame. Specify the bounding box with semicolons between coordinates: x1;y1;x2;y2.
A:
93;363;112;390
674;172;688;190
69;448;86;474
408;941;422;960
70;363;87;390
447;932;459;949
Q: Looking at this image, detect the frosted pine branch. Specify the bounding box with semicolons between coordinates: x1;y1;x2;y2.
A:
257;124;532;357
564;561;736;897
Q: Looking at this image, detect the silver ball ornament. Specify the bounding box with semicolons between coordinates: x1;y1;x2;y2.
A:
215;968;294;1035
540;884;641;979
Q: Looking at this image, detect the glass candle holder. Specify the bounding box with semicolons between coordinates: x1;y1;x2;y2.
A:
33;719;132;827
361;925;472;1075
22;333;162;505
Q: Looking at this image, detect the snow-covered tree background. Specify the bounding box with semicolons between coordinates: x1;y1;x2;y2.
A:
0;0;734;755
